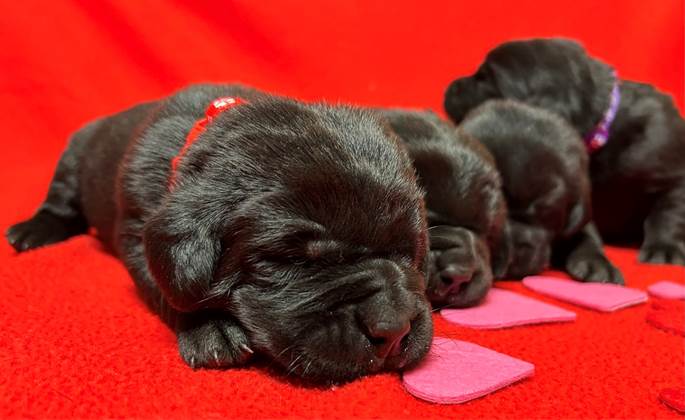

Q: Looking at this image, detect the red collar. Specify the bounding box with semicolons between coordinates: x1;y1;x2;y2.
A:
169;96;247;188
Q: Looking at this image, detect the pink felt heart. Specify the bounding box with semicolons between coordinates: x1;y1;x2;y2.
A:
402;337;534;404
441;288;576;329
647;281;685;300
646;298;685;336
522;276;648;312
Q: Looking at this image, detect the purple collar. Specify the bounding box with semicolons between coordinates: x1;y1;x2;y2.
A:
584;72;621;153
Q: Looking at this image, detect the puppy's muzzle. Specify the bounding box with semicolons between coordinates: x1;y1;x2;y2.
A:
355;259;428;369
436;247;475;296
427;226;490;307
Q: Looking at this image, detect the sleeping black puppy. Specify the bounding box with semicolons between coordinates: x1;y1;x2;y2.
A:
460;100;623;284
445;38;685;266
379;109;510;307
5;84;433;384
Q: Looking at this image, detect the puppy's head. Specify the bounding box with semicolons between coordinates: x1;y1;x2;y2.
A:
461;100;591;278
445;38;616;137
144;100;432;383
227;185;431;383
380;110;508;308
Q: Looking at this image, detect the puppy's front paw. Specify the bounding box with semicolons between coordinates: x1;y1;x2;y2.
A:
566;253;624;285
639;242;685;266
177;314;253;369
6;211;83;252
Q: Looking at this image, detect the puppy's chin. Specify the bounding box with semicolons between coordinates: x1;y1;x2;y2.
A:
279;307;433;384
227;260;433;384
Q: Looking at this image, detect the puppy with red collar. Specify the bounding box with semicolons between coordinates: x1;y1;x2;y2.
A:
6;84;434;383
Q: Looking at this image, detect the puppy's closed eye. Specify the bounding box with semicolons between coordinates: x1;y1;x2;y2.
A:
266;236;368;267
306;240;415;269
305;239;350;262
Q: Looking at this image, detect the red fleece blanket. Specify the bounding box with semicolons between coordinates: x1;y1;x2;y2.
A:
1;1;683;418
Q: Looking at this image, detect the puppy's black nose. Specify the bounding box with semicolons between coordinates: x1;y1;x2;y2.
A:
366;322;410;359
439;266;471;295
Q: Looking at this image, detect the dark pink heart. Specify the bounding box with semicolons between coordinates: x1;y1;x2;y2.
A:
522;276;648;312
441;288;576;329
402;337;534;404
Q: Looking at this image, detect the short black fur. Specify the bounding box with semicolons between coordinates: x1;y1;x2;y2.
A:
460;100;623;283
445;38;685;267
6;84;433;383
379;109;510;307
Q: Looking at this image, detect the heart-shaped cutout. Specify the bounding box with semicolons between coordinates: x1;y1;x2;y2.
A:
647;281;685;300
402;337;534;404
522;276;648;312
441;288;576;329
659;387;685;414
646;298;685;336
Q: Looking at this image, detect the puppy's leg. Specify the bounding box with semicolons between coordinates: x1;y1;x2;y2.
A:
639;182;685;266
5;123;96;252
175;310;253;369
556;223;624;284
118;219;253;368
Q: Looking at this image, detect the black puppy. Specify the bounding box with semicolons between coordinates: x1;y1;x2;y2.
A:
379;109;510;307
445;38;685;266
460;100;623;283
5;84;433;383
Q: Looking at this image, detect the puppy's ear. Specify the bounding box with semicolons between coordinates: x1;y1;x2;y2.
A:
490;219;513;279
143;198;223;312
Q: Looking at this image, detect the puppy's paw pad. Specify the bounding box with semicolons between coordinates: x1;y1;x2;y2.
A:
177;318;252;369
639;243;685;267
6;212;77;252
566;255;624;285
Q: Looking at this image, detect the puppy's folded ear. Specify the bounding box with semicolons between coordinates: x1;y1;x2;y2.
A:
143;199;223;312
490;220;513;279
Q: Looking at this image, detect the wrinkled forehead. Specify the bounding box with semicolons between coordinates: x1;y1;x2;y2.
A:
304;180;423;242
246;175;427;257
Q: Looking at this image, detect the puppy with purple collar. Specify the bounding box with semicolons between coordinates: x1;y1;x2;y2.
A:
460;100;622;283
445;38;685;267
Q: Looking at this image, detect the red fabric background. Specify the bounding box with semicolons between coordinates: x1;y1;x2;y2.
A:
1;1;684;418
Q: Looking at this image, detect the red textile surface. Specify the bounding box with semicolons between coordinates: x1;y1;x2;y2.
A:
647;299;685;336
1;1;683;418
659;388;685;414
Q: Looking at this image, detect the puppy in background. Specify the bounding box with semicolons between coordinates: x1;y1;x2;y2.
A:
380;109;510;307
445;38;685;266
460;100;623;284
6;84;434;384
